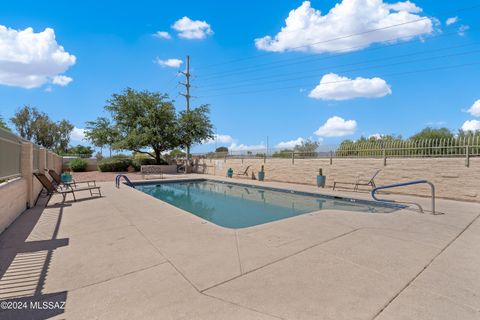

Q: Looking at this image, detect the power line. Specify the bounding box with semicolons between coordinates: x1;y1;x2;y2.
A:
196;61;480;98
198;25;477;81
196;3;480;70
198;41;479;90
196;47;480;93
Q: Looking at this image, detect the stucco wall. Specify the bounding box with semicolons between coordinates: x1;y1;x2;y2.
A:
0;178;27;234
202;157;480;202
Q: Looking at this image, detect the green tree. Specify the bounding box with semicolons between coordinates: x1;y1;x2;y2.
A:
104;88;179;164
85;117;118;157
410;127;454;140
215;146;228;153
0;114;10;131
66;145;94;157
177;105;214;160
10;105;39;140
294;139;319;154
272;149;293;158
169;149;186;158
10;105;73;152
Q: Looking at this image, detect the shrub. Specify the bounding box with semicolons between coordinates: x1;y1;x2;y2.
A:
97;157;132;172
131;157;168;171
69;158;88;172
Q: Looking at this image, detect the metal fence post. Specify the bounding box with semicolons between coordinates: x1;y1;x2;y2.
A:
264;153;266;163
383;148;386;166
465;145;470;167
329;151;333;165
292;152;295;164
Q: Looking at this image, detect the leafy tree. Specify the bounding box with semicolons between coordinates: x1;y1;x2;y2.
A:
85;117;118;157
10;105;40;140
177;104;214;158
294;139;319;153
66;145;94;157
215;146;228;153
104;88;179;165
272;149;293;158
410;127;454;140
0;114;10;131
10;105;73;152
169;149;186;158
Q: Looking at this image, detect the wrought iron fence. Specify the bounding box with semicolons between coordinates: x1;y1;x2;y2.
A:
194;137;480;163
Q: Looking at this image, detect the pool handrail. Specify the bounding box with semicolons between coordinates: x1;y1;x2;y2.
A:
115;174;134;188
371;180;437;214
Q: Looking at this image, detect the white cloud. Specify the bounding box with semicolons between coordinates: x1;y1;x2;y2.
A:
461;120;480;132
467;100;480;117
255;0;433;53
458;25;470;36
229;143;266;151
154;57;183;68
309;73;392;100
203;134;234;144
275;137;305;149
70;127;86;141
314;116;357;137
446;16;458;26
52;75;73;86
172;17;213;39
0;25;76;88
153;31;171;39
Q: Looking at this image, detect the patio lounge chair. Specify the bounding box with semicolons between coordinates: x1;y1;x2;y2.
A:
48;169;96;188
235;165;251;176
33;172;102;206
333;169;381;191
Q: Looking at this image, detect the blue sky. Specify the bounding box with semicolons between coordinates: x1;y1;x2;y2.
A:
0;0;479;153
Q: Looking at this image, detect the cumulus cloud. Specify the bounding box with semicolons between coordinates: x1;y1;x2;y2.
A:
228;143;266;151
52;75;73;86
203;134;234;144
446;16;458;26
314;116;357;137
70;127;86;141
309;73;392;100
255;0;433;53
461;120;480;132
154;57;183;68
0;25;76;88
153;31;171;39
467;100;480;117
172;17;213;39
275;137;305;149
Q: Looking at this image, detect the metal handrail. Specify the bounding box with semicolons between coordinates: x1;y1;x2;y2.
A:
371;180;438;215
115;174;134;188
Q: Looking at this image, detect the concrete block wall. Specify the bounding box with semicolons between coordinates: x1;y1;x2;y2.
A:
202;157;480;202
0;144;62;234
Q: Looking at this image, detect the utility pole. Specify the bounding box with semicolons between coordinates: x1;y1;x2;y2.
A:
179;55;191;173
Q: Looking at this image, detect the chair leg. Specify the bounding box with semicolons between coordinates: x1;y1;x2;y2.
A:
45;193;53;207
72;191;77;202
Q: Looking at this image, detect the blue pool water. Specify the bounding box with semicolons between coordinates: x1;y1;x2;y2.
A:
134;179;401;229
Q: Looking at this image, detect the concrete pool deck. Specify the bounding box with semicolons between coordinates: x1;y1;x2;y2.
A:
0;174;479;319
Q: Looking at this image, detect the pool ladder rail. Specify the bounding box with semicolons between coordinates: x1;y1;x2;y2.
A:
115;174;134;188
371;180;440;215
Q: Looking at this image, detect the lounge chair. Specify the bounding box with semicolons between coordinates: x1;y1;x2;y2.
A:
33;172;102;206
235;166;251;176
333;169;381;191
48;169;96;188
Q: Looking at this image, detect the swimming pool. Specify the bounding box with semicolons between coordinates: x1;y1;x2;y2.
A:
133;179;403;229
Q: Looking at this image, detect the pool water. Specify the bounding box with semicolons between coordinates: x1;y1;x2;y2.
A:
134;179;401;229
